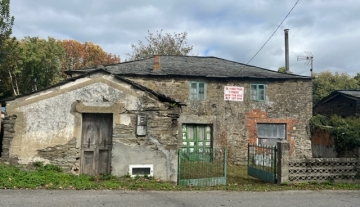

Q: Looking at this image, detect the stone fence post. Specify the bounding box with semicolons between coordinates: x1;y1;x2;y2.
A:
277;140;290;184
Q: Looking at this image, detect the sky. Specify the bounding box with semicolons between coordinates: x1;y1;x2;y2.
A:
9;0;360;77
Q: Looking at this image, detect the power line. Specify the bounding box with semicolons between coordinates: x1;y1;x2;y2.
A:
244;0;301;66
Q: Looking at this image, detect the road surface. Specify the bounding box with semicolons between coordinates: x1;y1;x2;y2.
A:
0;190;359;207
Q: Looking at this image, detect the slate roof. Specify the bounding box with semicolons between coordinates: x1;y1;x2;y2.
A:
336;90;360;99
66;56;311;79
316;90;360;104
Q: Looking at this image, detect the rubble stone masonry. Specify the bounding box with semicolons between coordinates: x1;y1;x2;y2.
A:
126;76;313;164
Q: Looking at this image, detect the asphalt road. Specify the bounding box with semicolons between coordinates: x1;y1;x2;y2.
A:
0;190;359;207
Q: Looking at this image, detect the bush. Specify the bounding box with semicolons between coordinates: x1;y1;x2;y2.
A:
310;115;360;156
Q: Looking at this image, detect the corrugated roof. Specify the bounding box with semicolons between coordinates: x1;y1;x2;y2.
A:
67;56;311;79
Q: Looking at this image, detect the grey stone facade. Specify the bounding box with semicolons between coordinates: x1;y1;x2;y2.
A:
126;76;313;163
1;56;313;180
1;71;180;181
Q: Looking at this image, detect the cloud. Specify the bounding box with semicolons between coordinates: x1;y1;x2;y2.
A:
10;0;360;76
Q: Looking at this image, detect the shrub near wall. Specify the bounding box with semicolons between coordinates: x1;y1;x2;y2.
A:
310;115;360;157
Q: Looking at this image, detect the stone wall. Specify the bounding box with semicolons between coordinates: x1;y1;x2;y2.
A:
126;76;313;164
37;138;80;174
3;72;180;181
0;115;17;162
112;107;180;181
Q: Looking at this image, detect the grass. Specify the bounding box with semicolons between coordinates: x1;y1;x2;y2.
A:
0;163;359;191
179;159;224;179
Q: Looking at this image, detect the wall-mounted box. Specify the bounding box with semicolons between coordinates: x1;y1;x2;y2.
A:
136;114;147;136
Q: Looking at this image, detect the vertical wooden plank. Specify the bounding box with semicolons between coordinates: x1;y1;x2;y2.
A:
98;150;110;174
82;151;94;175
97;114;112;174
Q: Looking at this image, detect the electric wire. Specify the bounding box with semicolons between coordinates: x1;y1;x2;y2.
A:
243;0;301;67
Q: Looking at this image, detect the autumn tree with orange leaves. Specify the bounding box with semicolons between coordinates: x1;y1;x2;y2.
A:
61;40;120;73
0;37;121;99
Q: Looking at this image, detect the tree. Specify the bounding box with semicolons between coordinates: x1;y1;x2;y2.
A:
0;37;122;98
61;40;120;74
126;30;193;61
354;72;360;86
277;66;286;73
0;0;14;55
0;0;15;98
0;38;20;96
16;37;64;94
313;71;360;104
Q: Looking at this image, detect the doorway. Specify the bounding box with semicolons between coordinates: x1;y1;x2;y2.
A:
81;113;113;175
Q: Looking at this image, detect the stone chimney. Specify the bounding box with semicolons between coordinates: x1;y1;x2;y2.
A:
154;55;160;70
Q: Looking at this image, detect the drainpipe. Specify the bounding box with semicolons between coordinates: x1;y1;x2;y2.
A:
284;29;290;73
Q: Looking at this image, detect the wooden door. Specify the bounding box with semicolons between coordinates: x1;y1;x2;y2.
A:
81;113;113;175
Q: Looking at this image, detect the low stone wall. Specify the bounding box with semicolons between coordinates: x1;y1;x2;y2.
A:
276;141;360;184
0;115;17;161
37;137;80;174
288;158;359;183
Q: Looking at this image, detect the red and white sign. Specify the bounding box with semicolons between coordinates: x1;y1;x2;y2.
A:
224;86;244;101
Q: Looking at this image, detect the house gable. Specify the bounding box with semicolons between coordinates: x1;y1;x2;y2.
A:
2;70;180;181
5;70;178;110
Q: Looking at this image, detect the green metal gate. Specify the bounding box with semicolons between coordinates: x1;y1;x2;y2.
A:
177;148;226;187
247;144;277;183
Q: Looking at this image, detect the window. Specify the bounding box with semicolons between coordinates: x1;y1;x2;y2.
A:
129;164;153;177
256;123;285;146
181;124;212;161
190;82;205;100
250;84;265;101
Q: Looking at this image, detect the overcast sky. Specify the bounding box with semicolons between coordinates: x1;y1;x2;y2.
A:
9;0;360;76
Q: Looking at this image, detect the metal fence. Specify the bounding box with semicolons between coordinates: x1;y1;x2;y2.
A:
177;148;226;187
247;144;277;183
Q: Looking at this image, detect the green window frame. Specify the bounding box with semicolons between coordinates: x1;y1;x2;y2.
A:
250;84;265;101
190;82;206;100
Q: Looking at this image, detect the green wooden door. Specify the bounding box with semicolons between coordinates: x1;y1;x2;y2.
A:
181;125;212;161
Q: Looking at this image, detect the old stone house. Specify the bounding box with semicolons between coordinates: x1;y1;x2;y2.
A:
1;55;313;181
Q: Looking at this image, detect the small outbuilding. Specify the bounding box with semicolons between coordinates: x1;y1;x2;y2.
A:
313;90;360;118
